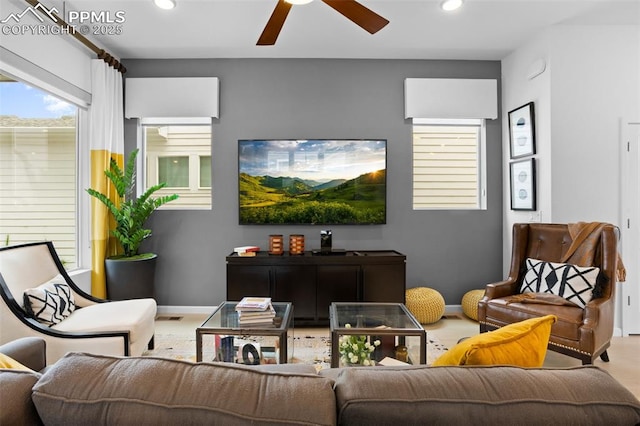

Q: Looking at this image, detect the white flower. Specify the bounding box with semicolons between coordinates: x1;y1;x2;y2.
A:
374;340;381;346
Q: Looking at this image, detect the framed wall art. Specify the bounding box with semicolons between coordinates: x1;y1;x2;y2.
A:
510;158;536;211
508;102;536;158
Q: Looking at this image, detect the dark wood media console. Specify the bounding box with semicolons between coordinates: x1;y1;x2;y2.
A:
226;250;406;326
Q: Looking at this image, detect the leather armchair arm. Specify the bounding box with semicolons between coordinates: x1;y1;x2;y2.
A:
0;337;46;371
583;295;613;330
483;279;519;300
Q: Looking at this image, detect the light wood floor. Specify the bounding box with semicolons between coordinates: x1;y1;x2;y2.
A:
155;313;640;399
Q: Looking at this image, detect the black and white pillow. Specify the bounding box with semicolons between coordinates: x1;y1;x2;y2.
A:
521;258;600;309
23;276;76;326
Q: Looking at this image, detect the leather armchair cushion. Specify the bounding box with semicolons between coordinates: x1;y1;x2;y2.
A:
483;298;583;341
432;315;556;367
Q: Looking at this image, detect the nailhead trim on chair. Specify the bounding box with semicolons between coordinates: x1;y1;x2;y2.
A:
547;341;591;356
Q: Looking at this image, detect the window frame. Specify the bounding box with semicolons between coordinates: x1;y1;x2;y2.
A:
138;118;213;210
0;70;89;271
412;118;487;210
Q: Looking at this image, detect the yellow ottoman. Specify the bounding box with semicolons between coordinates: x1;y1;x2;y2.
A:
462;289;485;321
405;287;445;324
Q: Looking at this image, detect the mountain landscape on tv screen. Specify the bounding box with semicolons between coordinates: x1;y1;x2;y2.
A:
239;169;386;225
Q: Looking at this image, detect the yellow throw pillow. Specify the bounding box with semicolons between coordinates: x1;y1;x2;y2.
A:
0;352;32;371
432;315;557;367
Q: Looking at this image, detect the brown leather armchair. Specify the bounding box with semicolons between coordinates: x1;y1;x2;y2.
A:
478;223;618;365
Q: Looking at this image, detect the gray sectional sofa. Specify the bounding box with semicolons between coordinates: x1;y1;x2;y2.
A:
2;339;640;425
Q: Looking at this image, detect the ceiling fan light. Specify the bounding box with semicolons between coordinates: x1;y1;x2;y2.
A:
154;0;176;10
441;0;463;12
285;0;314;5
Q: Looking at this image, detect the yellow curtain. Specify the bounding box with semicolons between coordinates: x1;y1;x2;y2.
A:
89;60;124;298
89;151;123;298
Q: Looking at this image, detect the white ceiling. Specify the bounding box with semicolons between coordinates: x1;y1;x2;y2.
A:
57;0;639;60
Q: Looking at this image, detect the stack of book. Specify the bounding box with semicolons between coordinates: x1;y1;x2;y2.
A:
234;246;260;257
235;297;276;326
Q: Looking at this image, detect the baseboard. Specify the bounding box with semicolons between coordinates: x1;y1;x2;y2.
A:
157;305;217;315
445;305;462;315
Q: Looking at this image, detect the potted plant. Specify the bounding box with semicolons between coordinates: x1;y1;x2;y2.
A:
86;148;178;300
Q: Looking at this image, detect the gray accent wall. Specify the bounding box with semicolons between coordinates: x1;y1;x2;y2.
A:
123;58;503;307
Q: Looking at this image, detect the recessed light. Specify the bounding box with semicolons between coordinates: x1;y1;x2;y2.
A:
154;0;176;10
441;0;463;12
285;0;314;5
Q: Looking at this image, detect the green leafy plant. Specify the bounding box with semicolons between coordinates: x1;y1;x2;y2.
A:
86;149;178;258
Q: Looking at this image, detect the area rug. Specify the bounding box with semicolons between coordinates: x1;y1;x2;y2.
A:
142;328;448;370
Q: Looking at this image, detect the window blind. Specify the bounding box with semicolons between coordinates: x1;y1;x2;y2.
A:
413;125;481;209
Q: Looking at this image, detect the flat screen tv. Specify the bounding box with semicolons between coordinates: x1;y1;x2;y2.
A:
238;139;386;225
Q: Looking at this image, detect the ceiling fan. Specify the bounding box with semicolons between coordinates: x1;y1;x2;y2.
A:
258;0;389;46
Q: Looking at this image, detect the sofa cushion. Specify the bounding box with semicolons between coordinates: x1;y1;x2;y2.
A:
521;258;599;308
432;315;556;367
32;352;336;425
0;369;42;425
333;365;640;426
23;276;75;326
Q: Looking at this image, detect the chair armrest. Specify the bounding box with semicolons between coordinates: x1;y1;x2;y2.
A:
483;279;519;300
0;337;46;371
583;295;613;330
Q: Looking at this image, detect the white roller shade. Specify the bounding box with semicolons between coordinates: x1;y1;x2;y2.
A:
404;78;497;119
125;77;219;119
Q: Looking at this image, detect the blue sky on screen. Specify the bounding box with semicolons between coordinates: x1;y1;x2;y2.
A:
0;81;76;118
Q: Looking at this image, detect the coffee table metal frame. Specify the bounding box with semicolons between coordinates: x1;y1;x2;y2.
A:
196;301;293;364
329;302;426;367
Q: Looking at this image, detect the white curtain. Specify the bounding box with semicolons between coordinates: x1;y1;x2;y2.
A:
88;60;124;298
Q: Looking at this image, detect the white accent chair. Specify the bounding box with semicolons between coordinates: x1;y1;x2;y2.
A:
0;242;156;364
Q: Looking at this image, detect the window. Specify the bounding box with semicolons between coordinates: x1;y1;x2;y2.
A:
142;123;212;209
0;74;79;267
412;119;486;210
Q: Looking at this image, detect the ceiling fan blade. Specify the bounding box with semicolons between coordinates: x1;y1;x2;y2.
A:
257;0;293;45
322;0;389;34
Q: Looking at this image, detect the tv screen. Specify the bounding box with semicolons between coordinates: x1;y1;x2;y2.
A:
238;139;386;225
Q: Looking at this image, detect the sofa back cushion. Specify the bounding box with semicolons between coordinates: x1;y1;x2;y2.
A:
32;353;336;425
332;365;640;425
0;369;42;425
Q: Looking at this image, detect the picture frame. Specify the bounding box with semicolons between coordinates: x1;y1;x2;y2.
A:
508;102;536;158
510;158;536;211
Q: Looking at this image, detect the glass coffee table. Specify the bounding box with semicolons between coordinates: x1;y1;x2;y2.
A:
196;301;293;364
329;302;426;367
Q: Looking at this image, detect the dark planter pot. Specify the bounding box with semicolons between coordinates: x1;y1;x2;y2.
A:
104;254;157;301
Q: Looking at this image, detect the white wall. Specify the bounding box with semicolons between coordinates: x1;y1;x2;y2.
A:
502;24;640;333
501;30;553;264
549;25;638;224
